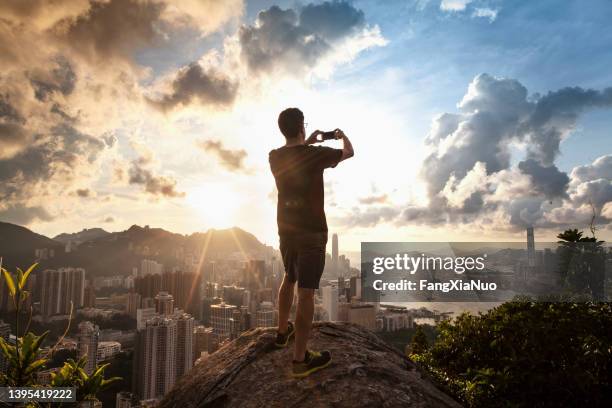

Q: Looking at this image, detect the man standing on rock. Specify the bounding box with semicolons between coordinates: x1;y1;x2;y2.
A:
269;107;354;378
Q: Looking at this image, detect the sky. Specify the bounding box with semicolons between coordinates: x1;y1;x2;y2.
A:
0;0;611;251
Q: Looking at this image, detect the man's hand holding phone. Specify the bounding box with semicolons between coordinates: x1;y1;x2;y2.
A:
306;128;345;144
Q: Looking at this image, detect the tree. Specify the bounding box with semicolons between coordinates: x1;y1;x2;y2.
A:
408;324;429;355
557;229;605;300
412;301;611;407
0;260;120;405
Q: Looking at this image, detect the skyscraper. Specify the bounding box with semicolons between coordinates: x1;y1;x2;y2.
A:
174;312;194;380
210;303;237;339
201;296;222;326
155;291;174;316
322;285;338;321
40;268;85;318
136;307;156;331
332;233;339;276
77;321;99;375
527;226;536;272
133;316;177;400
193;326;212;363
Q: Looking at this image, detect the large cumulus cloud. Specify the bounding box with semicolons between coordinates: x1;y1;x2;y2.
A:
401;73;612;230
238;1;384;75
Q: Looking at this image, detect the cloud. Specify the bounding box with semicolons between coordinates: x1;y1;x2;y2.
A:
440;0;472;12
147;63;238;111
197;140;247;171
128;159;184;197
472;7;498;22
103;215;114;223
339;206;400;228
570;155;612;185
0;204;54;225
359;194;389;205
238;1;383;75
28;57;76;101
51;0;165;62
399;74;612;230
48;0;242;63
76;188;91;197
517;159;569;199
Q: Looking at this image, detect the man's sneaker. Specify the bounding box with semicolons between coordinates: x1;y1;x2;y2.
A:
292;350;332;378
274;321;295;348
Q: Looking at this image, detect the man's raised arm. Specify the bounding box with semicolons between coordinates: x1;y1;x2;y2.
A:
335;129;354;162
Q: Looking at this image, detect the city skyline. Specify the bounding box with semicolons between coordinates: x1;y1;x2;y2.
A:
0;1;610;251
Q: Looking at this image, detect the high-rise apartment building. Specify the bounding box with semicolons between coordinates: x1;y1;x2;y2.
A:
210;303;237;339
174;312;194;379
40;268;85;318
332;233;339;275
155;291;174;316
136;307;156;331
77;321;99;375
133;316;177;400
193;326;212;363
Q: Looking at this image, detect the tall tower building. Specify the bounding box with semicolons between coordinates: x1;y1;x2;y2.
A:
133;316;177;400
174;312;194;379
527;227;536;272
40;268;85;318
77;321;99;375
332;233;339;276
322;286;338;321
155;291;174;316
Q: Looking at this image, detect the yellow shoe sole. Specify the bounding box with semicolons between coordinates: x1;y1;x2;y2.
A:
274;326;295;348
291;357;332;378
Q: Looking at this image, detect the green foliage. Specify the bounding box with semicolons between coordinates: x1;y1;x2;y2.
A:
0;261;121;404
0;331;49;386
557;229;605;300
413;301;612;407
409;324;429;355
51;358;120;402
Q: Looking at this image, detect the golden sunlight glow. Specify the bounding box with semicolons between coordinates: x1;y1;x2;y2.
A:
185;184;241;229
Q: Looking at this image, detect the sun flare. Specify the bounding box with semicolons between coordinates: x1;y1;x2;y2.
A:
185;184;240;229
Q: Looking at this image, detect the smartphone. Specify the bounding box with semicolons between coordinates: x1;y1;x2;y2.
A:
321;130;336;140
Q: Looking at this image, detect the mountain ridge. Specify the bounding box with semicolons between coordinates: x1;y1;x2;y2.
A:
0;221;271;276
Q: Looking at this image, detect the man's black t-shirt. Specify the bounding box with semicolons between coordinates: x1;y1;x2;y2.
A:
269;145;342;236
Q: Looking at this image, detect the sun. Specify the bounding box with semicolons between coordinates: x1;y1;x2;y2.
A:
185;184;240;229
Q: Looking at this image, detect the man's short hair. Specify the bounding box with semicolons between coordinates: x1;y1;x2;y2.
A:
278;108;304;140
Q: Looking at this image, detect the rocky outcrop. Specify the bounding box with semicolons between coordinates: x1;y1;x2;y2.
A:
160;322;461;408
